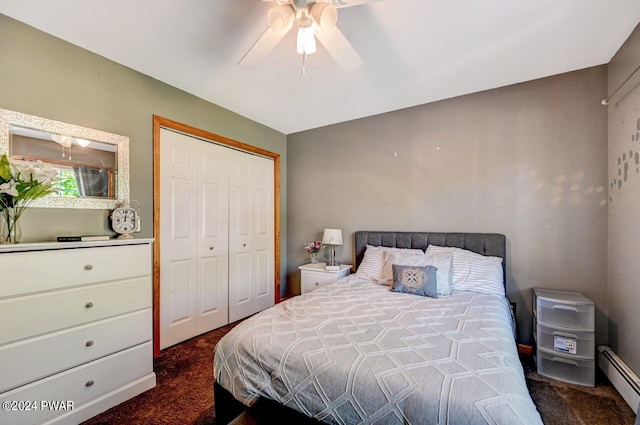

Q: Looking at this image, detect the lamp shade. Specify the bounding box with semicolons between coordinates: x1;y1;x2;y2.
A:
322;228;343;245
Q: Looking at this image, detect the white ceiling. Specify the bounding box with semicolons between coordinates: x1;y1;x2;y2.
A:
1;0;640;134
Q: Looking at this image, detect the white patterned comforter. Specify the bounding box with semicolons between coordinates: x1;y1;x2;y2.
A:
214;276;542;425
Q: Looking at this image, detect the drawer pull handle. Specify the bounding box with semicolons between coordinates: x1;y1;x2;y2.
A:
85;340;94;347
550;357;578;366
315;282;319;286
85;380;95;388
84;265;94;271
243;243;247;247
209;246;214;250
551;305;578;312
85;302;94;309
552;331;578;339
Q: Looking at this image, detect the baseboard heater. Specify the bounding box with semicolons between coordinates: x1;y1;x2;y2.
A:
598;345;640;413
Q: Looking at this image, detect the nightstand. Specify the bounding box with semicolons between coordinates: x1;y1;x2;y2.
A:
532;288;595;386
298;263;351;294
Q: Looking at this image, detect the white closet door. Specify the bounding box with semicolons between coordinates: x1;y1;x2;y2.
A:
195;141;230;335
160;129;229;349
160;129;198;349
228;151;275;322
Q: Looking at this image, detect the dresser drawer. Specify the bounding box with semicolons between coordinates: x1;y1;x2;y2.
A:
301;270;340;293
0;244;151;298
0;277;151;345
0;342;153;425
535;321;594;359
0;309;151;393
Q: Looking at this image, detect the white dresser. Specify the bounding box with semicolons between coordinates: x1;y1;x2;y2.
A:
0;239;156;425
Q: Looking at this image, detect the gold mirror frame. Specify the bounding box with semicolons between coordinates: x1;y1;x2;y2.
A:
0;108;129;209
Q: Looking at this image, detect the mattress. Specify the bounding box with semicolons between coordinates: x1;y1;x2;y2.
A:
214;275;542;424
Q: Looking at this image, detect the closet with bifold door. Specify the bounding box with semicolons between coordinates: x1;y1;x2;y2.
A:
159;127;274;350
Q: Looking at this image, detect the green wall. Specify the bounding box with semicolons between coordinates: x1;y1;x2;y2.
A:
0;14;287;290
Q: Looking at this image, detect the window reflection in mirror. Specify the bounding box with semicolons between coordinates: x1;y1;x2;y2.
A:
0;108;129;209
10;125;118;199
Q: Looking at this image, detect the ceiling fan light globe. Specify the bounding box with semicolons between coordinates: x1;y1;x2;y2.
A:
296;26;317;55
310;3;338;31
51;134;73;148
267;5;295;35
76;138;91;147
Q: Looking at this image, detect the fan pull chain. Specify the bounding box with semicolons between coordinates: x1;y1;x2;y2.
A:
301;52;307;76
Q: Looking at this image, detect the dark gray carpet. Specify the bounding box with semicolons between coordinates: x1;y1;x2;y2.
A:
522;355;637;424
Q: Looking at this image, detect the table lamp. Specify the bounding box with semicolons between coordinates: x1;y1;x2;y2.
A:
322;228;343;271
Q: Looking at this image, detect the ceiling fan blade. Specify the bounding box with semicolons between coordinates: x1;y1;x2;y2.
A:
314;25;363;71
238;26;288;69
330;0;383;8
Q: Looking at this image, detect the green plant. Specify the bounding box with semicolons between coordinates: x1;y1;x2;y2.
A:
0;154;60;242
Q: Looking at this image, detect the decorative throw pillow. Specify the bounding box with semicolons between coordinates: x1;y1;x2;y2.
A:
384;250;452;295
391;264;438;298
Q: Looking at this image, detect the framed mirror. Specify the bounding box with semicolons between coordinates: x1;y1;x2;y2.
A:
0;108;129;209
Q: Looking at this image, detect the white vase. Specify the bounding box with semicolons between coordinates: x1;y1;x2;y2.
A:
310;252;318;263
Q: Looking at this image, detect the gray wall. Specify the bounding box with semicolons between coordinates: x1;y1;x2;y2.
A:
288;67;608;345
0;14;288;292
607;23;640;376
1;13;621;349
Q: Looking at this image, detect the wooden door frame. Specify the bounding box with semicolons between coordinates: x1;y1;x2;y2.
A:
152;115;281;357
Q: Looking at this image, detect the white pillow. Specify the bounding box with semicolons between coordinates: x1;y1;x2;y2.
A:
423;250;453;295
389;250;453;295
380;247;424;283
355;245;423;283
425;245;504;296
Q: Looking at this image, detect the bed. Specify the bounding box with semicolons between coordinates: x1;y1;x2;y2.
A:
213;231;542;424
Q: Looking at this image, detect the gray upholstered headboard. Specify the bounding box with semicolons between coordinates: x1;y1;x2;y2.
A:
354;231;506;286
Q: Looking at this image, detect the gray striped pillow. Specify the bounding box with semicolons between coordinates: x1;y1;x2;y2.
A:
426;245;504;296
355;245;387;281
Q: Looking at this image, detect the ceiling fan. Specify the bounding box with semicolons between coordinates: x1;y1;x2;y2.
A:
238;0;375;73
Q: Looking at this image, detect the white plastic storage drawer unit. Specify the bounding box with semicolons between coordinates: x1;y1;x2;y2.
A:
532;288;595;387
